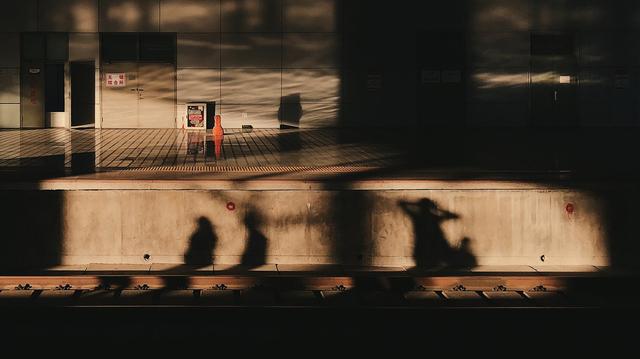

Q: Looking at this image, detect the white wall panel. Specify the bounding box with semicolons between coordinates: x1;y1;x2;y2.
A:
0;104;21;128
0;69;20;104
100;0;160;32
221;34;282;68
221;0;282;32
221;68;281;104
160;0;220;32
39;0;98;32
177;68;221;104
177;33;221;68
69;33;99;66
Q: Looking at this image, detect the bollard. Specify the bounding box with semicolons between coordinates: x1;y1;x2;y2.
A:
213;115;224;160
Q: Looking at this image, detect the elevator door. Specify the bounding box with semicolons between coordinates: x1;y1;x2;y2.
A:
101;63;175;128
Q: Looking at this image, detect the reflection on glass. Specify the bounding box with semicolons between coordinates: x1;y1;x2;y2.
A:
187;131;204;155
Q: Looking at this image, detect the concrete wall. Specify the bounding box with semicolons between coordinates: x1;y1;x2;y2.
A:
2;0;640;128
2;187;632;268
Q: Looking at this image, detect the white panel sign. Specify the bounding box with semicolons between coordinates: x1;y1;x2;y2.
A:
105;73;126;87
559;75;571;84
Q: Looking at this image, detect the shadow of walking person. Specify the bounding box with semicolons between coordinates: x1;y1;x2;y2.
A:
164;217;217;289
184;217;217;267
399;199;476;271
240;208;268;269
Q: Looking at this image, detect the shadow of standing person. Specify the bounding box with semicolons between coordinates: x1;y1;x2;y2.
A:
399;199;475;270
240;207;268;269
184;217;217;266
164;217;217;289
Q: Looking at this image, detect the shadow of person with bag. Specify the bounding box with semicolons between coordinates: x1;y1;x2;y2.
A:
399;198;476;270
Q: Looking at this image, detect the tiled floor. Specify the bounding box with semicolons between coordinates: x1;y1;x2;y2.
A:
0;128;403;170
3;127;640;180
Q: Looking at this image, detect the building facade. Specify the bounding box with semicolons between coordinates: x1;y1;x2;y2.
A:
0;0;639;129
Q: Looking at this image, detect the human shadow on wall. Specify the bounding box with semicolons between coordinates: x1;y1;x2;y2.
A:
239;207;268;269
184;217;217;266
163;217;218;289
218;206;268;274
399;199;476;270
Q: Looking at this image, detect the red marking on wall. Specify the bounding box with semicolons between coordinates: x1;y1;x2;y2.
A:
565;203;575;215
226;202;236;211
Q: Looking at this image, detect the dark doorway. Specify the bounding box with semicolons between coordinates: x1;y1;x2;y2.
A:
71;61;95;127
45;63;64;113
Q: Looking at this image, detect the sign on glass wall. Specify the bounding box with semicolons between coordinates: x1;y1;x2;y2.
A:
185;103;207;129
105;73;126;88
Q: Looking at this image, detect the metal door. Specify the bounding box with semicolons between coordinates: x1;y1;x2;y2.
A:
101;62;138;128
137;63;175;128
101;63;175;128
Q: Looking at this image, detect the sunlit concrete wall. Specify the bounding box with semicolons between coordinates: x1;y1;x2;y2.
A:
0;188;619;268
2;1;640;128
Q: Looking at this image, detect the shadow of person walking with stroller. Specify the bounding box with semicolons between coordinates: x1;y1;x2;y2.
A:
399;198;476;270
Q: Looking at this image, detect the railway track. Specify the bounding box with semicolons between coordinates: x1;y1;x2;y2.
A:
1;273;638;350
0;273;631;308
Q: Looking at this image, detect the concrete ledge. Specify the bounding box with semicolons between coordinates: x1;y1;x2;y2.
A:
0;177;584;191
1;264;607;276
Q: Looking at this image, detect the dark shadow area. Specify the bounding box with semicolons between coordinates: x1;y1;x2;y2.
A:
329;190;371;267
278;94;303;129
70;129;96;175
0;190;63;272
399;198;476;270
590;188;640;271
70;61;95;127
276;130;302;163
